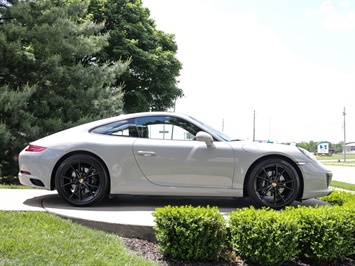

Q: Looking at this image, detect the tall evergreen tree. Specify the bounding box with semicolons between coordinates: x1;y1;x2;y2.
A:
88;0;183;113
0;0;129;178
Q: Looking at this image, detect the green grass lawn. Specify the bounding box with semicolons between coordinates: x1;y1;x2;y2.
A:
316;153;355;160
331;180;355;191
0;184;29;189
317;153;355;167
0;211;156;266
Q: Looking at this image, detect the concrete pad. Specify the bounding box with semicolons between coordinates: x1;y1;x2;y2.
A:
0;189;56;211
0;187;336;242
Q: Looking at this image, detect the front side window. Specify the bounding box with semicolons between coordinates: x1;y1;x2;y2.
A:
189;116;234;141
136;116;200;140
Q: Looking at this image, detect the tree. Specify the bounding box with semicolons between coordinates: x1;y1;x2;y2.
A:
88;0;183;113
0;0;129;179
0;0;10;15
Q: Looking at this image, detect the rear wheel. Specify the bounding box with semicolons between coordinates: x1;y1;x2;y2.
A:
246;158;300;209
55;154;109;207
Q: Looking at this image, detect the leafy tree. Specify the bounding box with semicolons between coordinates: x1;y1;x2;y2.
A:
298;141;317;153
0;0;10;15
0;0;129;179
88;0;183;113
297;141;309;151
297;140;345;154
308;141;317;153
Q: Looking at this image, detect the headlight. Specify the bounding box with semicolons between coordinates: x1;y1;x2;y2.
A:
298;147;317;161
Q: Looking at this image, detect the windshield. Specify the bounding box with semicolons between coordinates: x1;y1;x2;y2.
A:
189;116;235;141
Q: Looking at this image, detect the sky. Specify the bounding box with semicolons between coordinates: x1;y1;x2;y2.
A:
143;0;355;144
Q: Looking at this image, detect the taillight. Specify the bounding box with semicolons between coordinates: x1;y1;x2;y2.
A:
25;144;47;152
20;170;31;175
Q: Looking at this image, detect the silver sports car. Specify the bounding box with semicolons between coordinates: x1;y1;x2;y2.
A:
19;112;333;209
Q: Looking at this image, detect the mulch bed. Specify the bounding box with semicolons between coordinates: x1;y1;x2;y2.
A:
122;237;355;266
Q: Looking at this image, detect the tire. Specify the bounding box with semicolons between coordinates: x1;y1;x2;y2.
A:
246;158;300;209
55;154;109;207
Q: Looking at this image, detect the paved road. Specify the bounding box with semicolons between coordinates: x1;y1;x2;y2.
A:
326;165;355;184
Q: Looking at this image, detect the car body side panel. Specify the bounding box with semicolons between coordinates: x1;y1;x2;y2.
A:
228;141;333;198
133;139;235;188
19;150;53;189
19;133;146;192
298;161;332;198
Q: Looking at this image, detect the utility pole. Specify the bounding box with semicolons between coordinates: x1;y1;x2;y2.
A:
343;107;346;162
253;110;256;142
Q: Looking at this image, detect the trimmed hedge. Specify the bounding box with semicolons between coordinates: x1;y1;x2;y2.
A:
152;205;227;261
319;189;355;206
229;207;299;265
153;190;355;265
293;205;355;261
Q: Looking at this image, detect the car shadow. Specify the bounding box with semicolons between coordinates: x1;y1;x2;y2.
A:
25;192;330;213
103;194;330;211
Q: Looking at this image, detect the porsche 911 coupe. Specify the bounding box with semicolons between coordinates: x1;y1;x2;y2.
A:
19;112;333;209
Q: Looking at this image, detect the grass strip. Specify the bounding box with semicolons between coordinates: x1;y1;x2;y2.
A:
0;211;156;266
331;180;355;191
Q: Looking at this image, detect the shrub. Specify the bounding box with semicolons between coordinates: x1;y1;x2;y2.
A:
229;207;299;265
293;204;355;262
151;191;355;265
319;189;355;206
0;175;20;185
153;205;227;261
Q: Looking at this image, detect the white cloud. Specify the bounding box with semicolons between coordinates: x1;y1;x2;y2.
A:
340;0;350;8
307;0;355;31
323;10;355;31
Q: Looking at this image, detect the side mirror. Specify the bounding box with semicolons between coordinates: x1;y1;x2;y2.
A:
196;131;214;147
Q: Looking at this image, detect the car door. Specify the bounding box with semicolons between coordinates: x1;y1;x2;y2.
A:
132;115;235;188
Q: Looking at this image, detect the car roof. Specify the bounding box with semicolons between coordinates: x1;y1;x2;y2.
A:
76;111;191;131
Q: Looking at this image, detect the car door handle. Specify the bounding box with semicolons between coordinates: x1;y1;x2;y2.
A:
136;151;156;157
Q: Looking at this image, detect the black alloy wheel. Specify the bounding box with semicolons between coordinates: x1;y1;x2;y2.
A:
55;154;109;207
247;158;300;209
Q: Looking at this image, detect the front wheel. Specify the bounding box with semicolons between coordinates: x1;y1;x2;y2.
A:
55;154;109;207
246;158;300;209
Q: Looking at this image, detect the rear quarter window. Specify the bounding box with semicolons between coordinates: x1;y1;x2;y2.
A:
90;119;138;137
